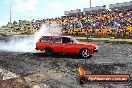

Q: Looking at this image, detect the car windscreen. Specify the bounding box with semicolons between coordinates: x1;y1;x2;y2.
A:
70;38;79;43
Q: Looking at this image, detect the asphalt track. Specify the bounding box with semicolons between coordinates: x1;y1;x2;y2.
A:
0;36;132;88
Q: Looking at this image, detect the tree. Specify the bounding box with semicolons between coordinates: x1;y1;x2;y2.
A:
13;21;17;25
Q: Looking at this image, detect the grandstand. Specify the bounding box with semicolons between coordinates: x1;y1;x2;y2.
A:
20;1;132;37
64;9;82;16
109;1;132;11
83;5;107;15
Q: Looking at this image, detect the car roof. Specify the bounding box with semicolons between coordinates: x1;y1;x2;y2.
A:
42;36;73;38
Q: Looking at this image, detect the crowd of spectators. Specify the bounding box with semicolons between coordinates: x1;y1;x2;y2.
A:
31;10;132;36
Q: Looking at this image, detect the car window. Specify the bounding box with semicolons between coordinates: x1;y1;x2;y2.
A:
51;38;62;43
62;37;71;43
40;37;50;42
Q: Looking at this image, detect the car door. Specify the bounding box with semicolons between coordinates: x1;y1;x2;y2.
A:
62;37;76;53
50;37;63;53
36;37;51;51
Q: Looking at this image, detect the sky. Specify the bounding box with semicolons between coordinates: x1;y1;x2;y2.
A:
0;0;132;26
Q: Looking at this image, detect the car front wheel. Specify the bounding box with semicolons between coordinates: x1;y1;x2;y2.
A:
80;48;91;59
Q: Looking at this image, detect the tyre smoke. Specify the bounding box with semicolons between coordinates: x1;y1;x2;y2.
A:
0;24;62;52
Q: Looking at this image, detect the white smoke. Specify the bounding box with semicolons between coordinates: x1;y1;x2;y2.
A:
0;24;62;52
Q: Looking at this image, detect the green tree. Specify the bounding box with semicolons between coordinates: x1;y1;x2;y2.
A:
13;21;17;25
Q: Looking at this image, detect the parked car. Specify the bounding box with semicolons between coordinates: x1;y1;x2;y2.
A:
35;36;98;58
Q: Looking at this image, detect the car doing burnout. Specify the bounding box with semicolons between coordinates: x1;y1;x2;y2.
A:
35;36;98;58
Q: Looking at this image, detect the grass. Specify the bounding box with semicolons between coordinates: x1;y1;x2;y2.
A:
0;30;5;32
0;30;6;35
75;37;87;39
75;37;132;43
92;38;132;42
0;29;131;43
0;30;21;35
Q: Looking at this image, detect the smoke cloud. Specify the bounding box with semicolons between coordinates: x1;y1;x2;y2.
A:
0;25;62;53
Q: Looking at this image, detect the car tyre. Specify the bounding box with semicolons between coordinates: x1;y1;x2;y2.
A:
80;48;91;59
45;47;53;56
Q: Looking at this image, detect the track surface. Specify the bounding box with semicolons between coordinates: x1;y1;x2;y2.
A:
0;36;132;88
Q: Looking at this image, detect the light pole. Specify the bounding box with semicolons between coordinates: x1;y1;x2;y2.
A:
9;0;12;24
90;0;91;8
10;4;12;24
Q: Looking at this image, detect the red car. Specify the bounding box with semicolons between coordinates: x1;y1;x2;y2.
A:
35;36;98;58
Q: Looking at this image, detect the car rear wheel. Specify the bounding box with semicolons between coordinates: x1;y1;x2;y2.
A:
80;48;91;58
45;47;53;56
